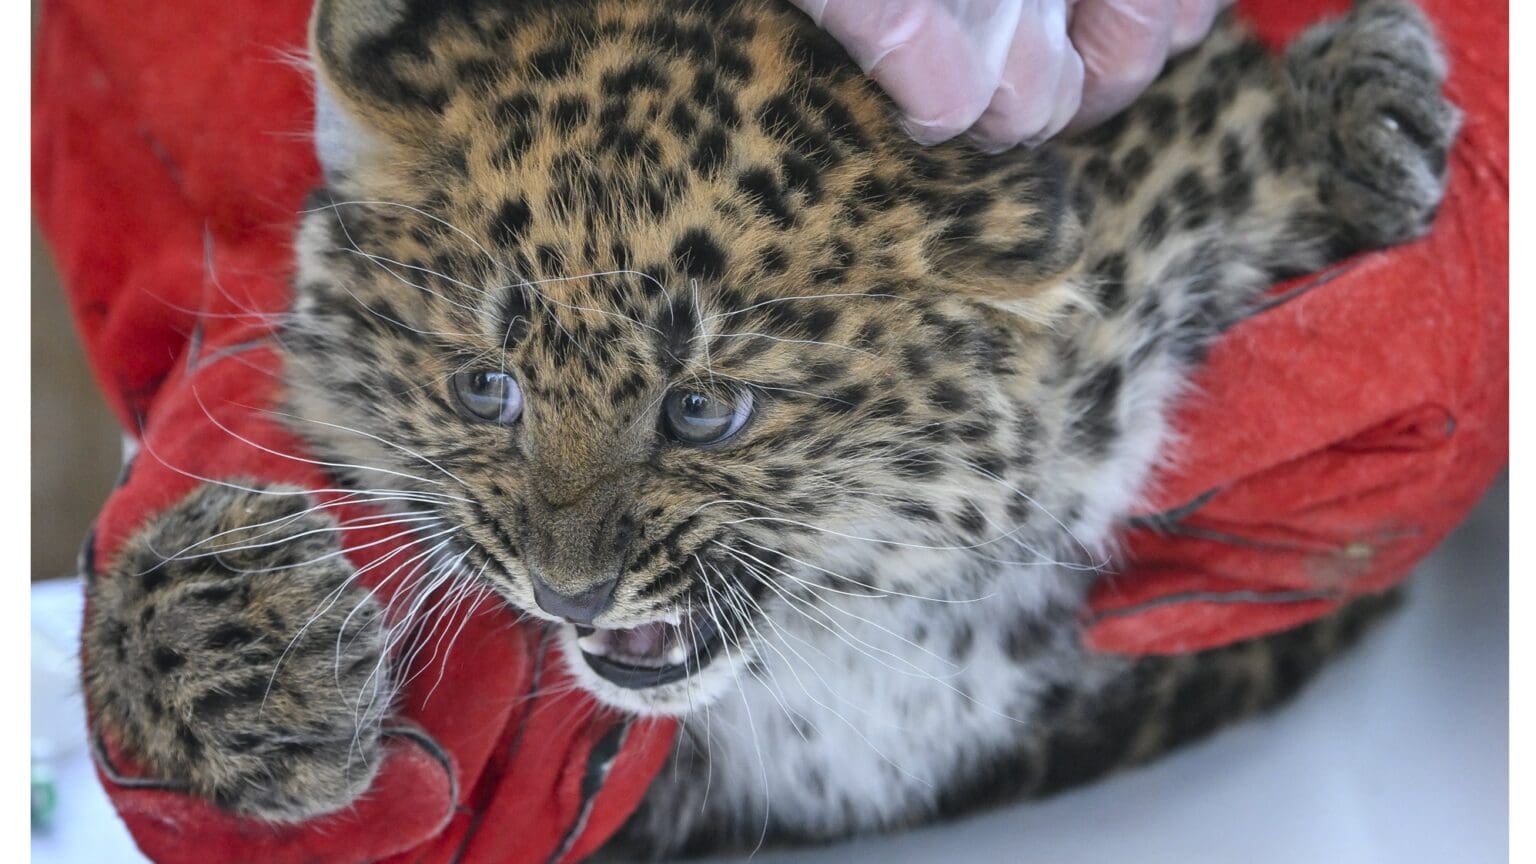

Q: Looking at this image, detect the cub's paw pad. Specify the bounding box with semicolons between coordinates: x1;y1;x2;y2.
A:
85;482;391;821
1288;0;1460;245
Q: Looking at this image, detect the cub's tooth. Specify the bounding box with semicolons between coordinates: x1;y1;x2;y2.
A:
577;633;608;657
664;643;688;667
661;610;682;625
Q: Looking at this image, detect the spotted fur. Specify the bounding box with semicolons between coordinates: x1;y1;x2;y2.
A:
84;483;388;821
81;0;1457;851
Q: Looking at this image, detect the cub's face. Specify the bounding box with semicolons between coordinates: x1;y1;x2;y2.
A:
287;0;1082;714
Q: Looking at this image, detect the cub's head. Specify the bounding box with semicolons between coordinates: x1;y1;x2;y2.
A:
287;0;1084;714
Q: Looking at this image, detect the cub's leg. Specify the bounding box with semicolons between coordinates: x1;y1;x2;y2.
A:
83;482;389;821
1060;0;1459;366
1018;0;1456;808
1036;0;1459;538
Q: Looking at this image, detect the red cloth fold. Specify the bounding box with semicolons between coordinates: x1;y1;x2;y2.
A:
32;0;1506;860
1087;0;1508;654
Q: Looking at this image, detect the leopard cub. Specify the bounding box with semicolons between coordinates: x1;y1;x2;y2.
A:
82;0;1456;853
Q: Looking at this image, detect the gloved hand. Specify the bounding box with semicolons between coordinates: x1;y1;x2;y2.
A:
790;0;1233;151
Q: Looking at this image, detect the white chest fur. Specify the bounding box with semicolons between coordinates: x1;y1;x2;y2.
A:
661;558;1099;839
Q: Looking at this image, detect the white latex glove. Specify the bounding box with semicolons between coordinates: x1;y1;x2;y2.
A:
790;0;1234;151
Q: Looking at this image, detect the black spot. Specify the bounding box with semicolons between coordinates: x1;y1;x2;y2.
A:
896;501;942;523
204;618;258;645
801;307;840;340
1078;109;1131;148
758;245;789;275
1219;172;1254;214
852;173;895;211
1102;167;1132;203
780;152;822;202
1070;365;1123;456
1004;614;1053;662
602;60;668;97
191;676;268;718
667;101;698;136
950;624;975;659
1037;684;1147;792
536;243;565;274
802;359;846;386
527;42;576;79
736;168;794;227
611;371;650;404
1187;86;1220;138
902;344;932;378
1162;660;1235;749
673;229;727;280
1080;154;1111;185
952;419;993;443
852;320;883;349
691;69;741;126
175;724;202;758
689;126;730;175
757;94;834;164
785;21;851;78
811;239;854;284
929;381;969;414
1091;252;1128;312
548;95;589;132
452;56;500;89
1219;132;1245;177
954;501;987;537
1139;93;1180;145
500;284;532;344
657;294;698;372
1138;201;1170;246
1171;170;1212;213
150;645;185;673
1120;146;1152;185
829;383;869;413
609;241;632;270
140;566;169;593
608;127;660;163
489;196;533;247
721;16;756;41
493;93;539;164
640;16;712;58
1260;109;1294;172
716;45;753;80
804;85;868;150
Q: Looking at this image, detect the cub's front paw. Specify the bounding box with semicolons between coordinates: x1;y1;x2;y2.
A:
85;482;391;821
1288;0;1461;246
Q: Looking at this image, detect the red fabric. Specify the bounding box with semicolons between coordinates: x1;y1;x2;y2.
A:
1085;0;1509;654
31;0;1506;860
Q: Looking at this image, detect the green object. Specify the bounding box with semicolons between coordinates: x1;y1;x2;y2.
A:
32;762;57;831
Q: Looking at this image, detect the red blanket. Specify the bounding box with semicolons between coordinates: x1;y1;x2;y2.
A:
32;0;1506;861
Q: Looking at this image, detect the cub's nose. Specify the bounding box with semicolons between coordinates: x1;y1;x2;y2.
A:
529;573;618;625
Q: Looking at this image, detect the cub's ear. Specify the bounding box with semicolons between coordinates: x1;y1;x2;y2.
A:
308;0;459;177
921;147;1086;318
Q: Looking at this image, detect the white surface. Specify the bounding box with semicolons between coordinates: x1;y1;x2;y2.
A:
30;477;1508;863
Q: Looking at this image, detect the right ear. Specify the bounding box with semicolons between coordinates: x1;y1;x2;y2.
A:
308;0;449;178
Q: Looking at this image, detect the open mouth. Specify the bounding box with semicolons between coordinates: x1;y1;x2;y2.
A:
575;611;724;689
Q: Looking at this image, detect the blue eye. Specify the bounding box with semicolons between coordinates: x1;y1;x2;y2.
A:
663;388;753;445
451;370;523;424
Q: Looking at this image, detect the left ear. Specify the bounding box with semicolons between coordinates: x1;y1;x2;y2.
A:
923;147;1086;316
307;0;460;180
